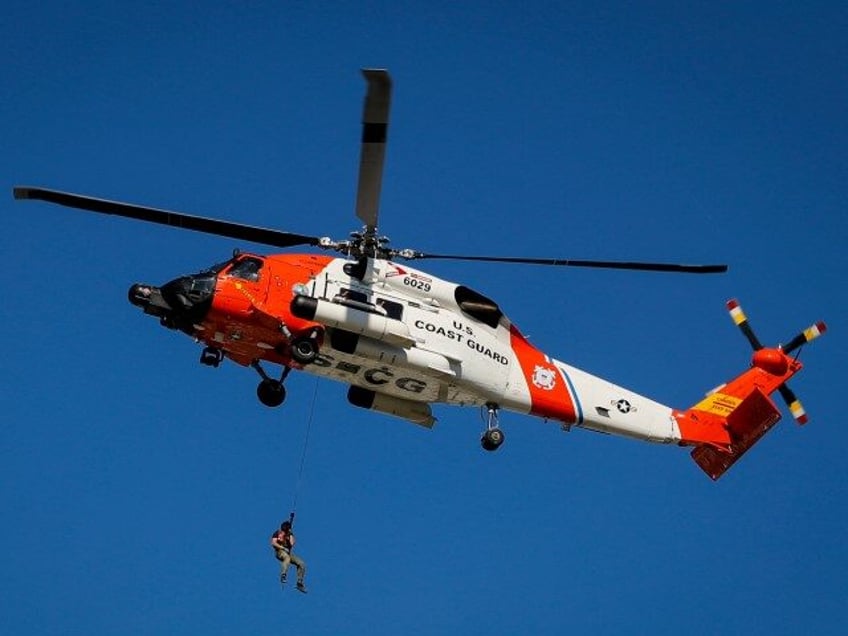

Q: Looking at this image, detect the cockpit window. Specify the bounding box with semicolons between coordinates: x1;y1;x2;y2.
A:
227;257;264;282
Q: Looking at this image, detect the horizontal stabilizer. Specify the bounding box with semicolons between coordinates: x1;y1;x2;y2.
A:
691;388;781;480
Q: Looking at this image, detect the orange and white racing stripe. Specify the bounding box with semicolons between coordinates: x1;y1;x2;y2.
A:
509;325;580;424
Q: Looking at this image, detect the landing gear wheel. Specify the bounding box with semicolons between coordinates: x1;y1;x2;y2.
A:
481;427;505;451
257;379;286;407
480;402;504;451
290;336;319;365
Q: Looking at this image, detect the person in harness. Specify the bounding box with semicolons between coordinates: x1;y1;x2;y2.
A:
270;520;307;593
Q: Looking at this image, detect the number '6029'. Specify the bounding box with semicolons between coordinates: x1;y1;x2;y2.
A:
403;277;431;292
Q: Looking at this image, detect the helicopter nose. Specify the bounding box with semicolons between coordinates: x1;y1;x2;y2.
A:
129;274;216;332
160;274;216;311
128;283;159;308
128;282;175;316
160;276;194;312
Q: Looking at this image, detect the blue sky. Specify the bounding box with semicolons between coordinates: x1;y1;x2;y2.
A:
2;2;846;634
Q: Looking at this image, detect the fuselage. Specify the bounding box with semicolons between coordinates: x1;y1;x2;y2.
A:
130;252;682;444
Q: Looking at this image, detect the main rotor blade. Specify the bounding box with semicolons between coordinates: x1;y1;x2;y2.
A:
355;68;392;232
411;253;728;274
13;187;322;249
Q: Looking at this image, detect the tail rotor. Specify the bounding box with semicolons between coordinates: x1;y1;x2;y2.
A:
726;299;826;425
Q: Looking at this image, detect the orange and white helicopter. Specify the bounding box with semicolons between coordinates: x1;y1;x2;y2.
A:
14;69;826;480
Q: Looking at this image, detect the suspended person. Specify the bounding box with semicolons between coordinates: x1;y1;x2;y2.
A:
270;520;307;593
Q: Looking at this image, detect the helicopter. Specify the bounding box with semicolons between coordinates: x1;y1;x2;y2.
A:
14;69;826;480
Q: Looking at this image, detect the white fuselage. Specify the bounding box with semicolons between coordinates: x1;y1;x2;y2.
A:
297;257;682;444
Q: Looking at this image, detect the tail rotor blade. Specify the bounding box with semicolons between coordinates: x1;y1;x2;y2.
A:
778;384;809;425
783;321;827;354
727;299;763;350
775;320;827;425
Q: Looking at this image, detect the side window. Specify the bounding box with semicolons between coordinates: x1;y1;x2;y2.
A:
333;288;403;320
228;257;263;282
337;288;368;303
377;298;403;320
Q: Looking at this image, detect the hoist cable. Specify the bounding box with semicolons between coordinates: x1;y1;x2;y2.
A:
289;377;319;521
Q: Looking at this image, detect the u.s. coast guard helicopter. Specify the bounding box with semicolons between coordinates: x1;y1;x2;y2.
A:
14;69;825;480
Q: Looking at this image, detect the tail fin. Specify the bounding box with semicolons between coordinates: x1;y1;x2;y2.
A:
674;299;826;480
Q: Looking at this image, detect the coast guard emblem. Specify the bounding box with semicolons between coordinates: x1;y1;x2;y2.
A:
532;365;557;391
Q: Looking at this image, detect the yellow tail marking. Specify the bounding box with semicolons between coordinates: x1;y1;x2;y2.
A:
694;392;743;417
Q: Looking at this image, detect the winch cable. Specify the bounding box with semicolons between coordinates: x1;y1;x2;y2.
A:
288;376;319;528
